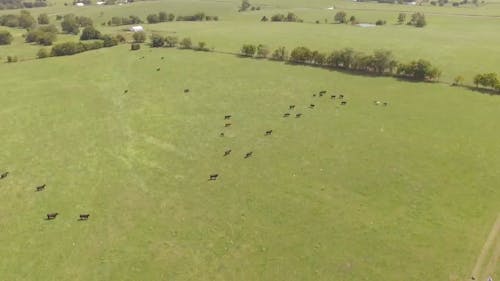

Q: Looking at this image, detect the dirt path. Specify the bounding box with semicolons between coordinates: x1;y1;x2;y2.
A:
470;214;500;281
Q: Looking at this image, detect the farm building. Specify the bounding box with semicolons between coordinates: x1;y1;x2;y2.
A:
129;26;144;32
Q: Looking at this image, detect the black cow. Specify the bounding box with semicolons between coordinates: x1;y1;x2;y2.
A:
0;172;8;179
341;101;347;105
289;105;295;110
156;68;161;71
319;90;327;94
313;94;317;97
224;149;232;156
220;132;225;137
265;130;273;136
339;94;344;99
184;89;190;93
283;113;290;117
296;113;302;118
79;214;90;221
161;57;164;60
225;123;232;127
331;95;336;99
124;90;128;94
309;104;315;109
224;115;232;120
36;184;46;192
245;152;253;159
383;102;388;106
209;174;219;180
46;213;59;220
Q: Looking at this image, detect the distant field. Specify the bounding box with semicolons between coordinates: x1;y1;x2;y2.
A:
0;0;499;280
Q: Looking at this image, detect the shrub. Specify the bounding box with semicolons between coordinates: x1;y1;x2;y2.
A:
101;34;118;47
132;31;146;43
61;14;80;34
256;44;270;58
408;12;426;27
271;46;288;61
197;41;209;51
0;30;13;45
37;48;50;58
25;28;57;45
240;44;256;57
51;41;85;56
165;36;178;47
453;75;464;86
131;42;140;50
150;34;165;47
290;46;312;63
147;13;160;24
179;37;192;49
261;16;268;22
334;11;347;23
271;14;285;22
7;55;18;63
375;19;386;25
38;13;49;24
80;26;101;40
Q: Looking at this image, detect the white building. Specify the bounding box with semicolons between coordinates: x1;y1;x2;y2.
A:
129;26;144;32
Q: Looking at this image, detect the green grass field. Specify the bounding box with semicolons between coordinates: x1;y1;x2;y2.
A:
0;0;499;280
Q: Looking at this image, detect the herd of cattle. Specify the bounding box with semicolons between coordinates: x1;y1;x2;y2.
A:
205;89;380;181
0;172;90;221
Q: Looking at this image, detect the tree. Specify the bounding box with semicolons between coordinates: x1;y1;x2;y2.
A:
286;12;299;22
334;11;347;23
256;44;270;58
150;34;165;47
397;59;441;81
473;73;498;89
271;14;285;22
159;11;168;22
37;48;50;58
38;13;49;24
18;10;36;29
409;12;426;27
240;0;251;11
349;15;356;24
179;37;192;49
131;43;140;50
271;46;288;61
147;13;160;24
241;44;256;57
453;75;464;86
0;30;13;45
25;27;57;45
290;46;312;63
61;14;80;34
397;13;406;24
165;36;178;47
311;51;326;65
132;31;146;43
77;16;93;27
80;26;101;40
197;41;208;51
372;49;397;74
261;16;268;22
101;34;118;47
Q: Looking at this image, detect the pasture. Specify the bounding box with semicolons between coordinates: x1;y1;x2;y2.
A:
0;0;499;280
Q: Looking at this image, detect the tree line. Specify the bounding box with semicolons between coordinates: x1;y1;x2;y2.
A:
129;33;210;51
106;12;218;26
240;44;441;81
0;0;46;9
473;73;500;92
